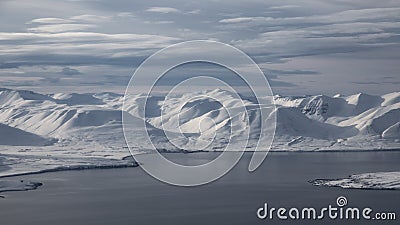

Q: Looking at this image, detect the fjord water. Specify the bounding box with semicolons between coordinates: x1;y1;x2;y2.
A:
1;152;399;225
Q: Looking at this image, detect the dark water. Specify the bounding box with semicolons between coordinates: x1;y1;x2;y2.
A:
0;152;399;225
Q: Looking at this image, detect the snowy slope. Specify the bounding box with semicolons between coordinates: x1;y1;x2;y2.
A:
0;123;56;146
0;87;399;177
271;92;399;150
275;107;357;140
0;88;399;150
346;93;384;114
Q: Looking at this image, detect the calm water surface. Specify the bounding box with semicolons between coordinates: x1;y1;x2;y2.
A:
0;152;399;225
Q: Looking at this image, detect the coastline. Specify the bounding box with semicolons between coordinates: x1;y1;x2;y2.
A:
1;149;400;179
0;151;400;196
1;151;399;225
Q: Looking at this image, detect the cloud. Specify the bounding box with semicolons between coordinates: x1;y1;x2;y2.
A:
350;81;380;85
146;7;180;13
70;14;111;22
143;20;174;24
25;14;112;33
232;22;399;60
0;0;399;94
116;12;135;18
186;9;201;15
219;7;400;25
351;80;400;85
218;7;400;62
0;31;180;70
269;5;300;10
61;67;81;75
219;17;268;24
0;32;179;45
268;79;297;87
28;17;74;24
266;69;320;77
27;24;96;33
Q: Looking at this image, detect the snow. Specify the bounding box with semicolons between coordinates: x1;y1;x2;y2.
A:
382;92;400;106
275;107;356;140
0;123;56;146
346;93;384;114
51;93;105;105
0;87;399;177
311;172;400;190
0;180;42;193
382;122;400;139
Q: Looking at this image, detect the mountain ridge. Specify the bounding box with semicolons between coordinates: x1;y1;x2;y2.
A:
0;87;399;151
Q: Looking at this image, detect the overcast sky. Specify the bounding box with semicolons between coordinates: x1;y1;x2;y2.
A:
0;0;399;95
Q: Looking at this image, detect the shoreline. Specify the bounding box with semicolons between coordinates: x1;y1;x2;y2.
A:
1;151;400;197
0;162;138;179
135;148;400;155
310;171;400;191
1;149;400;180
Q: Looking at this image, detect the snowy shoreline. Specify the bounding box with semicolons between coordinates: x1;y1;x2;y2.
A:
0;180;43;194
186;148;400;152
1;149;400;179
0;152;138;179
0;161;139;179
311;172;400;190
0;156;138;195
1;152;400;195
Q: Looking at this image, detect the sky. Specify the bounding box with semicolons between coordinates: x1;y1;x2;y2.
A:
0;0;399;95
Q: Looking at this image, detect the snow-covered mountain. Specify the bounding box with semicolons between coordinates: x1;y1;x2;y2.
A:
272;92;400;150
0;87;399;151
0;87;399;177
